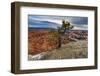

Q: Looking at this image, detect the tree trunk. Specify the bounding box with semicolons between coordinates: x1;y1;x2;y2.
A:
58;34;61;48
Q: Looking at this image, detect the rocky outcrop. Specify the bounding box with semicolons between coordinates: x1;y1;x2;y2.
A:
61;30;88;44
28;30;59;55
28;30;88;55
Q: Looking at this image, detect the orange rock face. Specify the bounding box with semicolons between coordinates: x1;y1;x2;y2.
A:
28;30;59;55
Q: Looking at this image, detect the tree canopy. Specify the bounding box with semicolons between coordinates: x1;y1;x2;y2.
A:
58;20;74;34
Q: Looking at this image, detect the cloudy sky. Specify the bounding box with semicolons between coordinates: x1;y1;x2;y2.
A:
28;15;88;30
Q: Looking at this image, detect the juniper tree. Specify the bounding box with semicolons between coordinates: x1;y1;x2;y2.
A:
58;20;74;48
59;20;74;34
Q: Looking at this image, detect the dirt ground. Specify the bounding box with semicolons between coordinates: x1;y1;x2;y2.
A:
28;40;88;60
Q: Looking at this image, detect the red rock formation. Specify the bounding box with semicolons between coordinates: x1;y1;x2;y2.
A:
28;30;88;55
28;30;59;55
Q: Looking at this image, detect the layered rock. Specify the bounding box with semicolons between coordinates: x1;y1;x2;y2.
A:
28;30;59;55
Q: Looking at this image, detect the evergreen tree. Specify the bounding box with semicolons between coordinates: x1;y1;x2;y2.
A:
58;20;74;48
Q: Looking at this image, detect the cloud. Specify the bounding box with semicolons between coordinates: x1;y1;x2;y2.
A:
28;19;61;29
28;15;88;30
72;26;87;30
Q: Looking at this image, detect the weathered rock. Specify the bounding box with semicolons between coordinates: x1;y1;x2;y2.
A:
28;30;59;55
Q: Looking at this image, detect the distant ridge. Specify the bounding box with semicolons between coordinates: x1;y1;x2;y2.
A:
28;27;58;31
